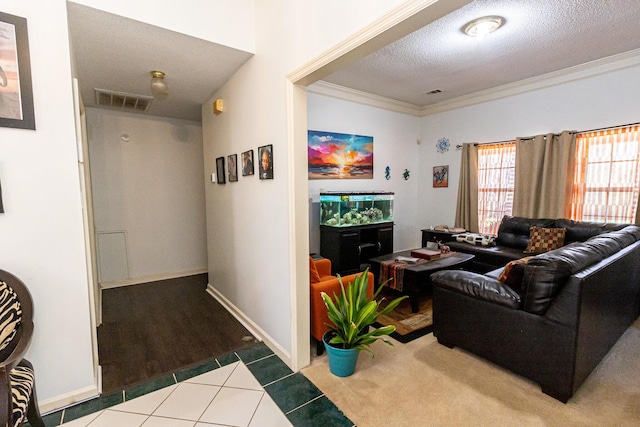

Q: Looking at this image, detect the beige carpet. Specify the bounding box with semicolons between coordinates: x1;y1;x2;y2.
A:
302;317;640;426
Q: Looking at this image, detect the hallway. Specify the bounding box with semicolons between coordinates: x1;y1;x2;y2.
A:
97;274;257;393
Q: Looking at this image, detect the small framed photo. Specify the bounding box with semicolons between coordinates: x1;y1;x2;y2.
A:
258;144;273;180
215;157;226;184
241;150;254;176
0;12;36;130
433;165;448;188
228;154;238;182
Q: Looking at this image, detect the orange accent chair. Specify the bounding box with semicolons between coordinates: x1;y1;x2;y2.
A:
309;257;374;354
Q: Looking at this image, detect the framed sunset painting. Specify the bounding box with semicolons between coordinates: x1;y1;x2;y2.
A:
307;130;373;179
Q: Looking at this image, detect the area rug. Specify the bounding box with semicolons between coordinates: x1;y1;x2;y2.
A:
374;287;433;343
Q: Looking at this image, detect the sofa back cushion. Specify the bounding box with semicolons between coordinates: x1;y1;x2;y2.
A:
522;242;605;315
309;257;321;283
553;218;627;244
496;216;555;250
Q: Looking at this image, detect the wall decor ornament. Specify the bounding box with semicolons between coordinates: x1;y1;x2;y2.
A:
385;166;391;180
433;165;449;187
403;169;410;180
227;154;238;182
241;150;254;176
0;12;35;130
436;137;450;153
258;144;273;180
215;157;226;184
307;130;373;179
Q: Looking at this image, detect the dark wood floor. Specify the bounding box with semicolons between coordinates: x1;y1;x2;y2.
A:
97;273;258;394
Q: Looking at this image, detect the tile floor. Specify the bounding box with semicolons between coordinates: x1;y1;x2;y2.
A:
28;343;353;427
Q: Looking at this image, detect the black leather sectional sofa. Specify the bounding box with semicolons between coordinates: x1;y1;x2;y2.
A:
430;216;640;402
444;216;628;272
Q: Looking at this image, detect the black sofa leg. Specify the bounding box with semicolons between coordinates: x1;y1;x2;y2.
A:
436;337;455;349
541;385;571;403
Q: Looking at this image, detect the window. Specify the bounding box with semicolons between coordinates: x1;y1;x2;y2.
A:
570;126;640;224
477;142;516;235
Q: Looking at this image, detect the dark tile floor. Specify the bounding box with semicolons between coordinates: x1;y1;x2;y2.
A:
24;342;353;427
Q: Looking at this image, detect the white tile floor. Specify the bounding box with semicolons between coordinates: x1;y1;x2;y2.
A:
60;361;293;427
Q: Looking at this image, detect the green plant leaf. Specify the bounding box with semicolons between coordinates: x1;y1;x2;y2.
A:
320;267;405;354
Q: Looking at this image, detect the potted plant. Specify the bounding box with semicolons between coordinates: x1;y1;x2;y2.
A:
320;267;407;377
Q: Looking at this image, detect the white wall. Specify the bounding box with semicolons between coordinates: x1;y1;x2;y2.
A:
1;0;257;413
0;0;95;404
86;108;207;284
70;0;255;53
417;61;640;229
307;92;422;253
201;0;406;362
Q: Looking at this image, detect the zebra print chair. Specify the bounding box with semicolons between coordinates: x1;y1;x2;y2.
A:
0;269;45;427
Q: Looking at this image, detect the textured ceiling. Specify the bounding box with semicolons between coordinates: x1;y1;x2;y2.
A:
67;2;253;122
67;1;640;122
323;0;640;107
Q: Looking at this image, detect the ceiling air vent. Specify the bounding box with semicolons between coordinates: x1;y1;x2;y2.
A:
425;89;443;95
94;88;154;112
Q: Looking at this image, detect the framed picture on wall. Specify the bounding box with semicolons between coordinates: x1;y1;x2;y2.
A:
0;12;35;130
216;157;226;184
433;165;448;188
228;154;238;182
241;150;254;176
258;144;273;180
307;130;373;179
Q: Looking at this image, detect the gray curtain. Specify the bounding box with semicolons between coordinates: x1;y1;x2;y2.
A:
513;131;576;218
454;143;479;232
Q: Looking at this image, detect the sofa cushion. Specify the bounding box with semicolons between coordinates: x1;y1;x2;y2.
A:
309;257;321;283
431;270;521;309
445;241;525;271
554;218;627;244
522;242;604;314
620;225;640;241
592;230;636;248
496;216;555;250
497;256;534;292
524;226;566;254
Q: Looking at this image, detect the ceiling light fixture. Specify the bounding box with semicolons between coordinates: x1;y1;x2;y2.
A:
463;15;504;38
150;70;169;100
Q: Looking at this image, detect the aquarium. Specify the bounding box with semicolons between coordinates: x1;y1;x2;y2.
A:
320;191;394;227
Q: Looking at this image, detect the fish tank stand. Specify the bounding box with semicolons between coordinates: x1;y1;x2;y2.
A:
319;191;394;275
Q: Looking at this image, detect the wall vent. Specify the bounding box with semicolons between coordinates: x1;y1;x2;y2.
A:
94;88;153;112
425;89;443;95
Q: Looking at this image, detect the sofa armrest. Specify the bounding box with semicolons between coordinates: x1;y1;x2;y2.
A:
315;258;332;277
431;270;521;309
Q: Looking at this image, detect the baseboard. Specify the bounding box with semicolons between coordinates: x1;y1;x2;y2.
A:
39;384;100;416
206;284;293;368
100;268;208;289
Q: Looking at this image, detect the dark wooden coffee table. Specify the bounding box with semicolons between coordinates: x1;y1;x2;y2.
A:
369;251;474;312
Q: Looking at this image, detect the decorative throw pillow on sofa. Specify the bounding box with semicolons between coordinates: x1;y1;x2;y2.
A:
309;257;321;283
497;256;534;292
524;226;566;254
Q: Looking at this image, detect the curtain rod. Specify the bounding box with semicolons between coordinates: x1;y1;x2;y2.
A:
455;121;640;149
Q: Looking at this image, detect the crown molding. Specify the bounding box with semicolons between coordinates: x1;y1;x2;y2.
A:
419;48;640;116
309;48;640;117
307;81;424;116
